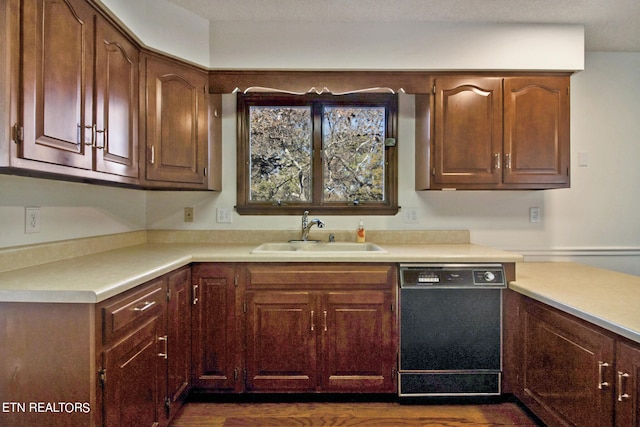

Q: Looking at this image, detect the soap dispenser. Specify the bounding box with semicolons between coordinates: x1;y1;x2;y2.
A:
356;218;366;243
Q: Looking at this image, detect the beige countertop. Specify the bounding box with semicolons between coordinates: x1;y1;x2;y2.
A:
511;262;640;344
0;241;521;303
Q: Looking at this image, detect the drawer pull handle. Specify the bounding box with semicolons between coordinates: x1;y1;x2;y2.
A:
310;311;314;332
598;361;610;389
158;335;168;359
618;371;630;401
133;301;156;312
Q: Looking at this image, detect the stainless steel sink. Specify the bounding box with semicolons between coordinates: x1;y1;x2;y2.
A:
250;241;387;254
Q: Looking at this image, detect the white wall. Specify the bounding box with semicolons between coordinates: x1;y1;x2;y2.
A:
97;0;583;71
210;21;584;71
96;0;210;66
0;175;146;248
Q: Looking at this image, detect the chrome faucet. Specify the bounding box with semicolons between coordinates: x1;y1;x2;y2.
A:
301;210;325;241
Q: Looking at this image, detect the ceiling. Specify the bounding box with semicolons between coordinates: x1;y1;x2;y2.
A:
166;0;640;52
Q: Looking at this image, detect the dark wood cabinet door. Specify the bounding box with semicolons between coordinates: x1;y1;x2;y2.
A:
503;76;570;186
166;267;191;420
191;264;240;391
522;299;615;427
433;77;503;186
143;55;208;187
616;341;640;427
245;291;317;392
94;16;139;178
103;316;163;427
321;291;395;392
20;0;94;169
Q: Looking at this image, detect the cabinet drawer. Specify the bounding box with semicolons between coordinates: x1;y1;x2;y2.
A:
247;263;395;290
102;279;165;342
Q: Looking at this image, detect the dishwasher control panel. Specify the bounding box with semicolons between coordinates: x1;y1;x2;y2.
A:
400;264;505;288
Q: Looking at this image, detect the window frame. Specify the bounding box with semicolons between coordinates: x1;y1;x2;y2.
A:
236;92;398;215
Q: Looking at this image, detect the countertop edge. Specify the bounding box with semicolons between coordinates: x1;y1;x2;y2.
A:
509;282;640;344
0;243;522;304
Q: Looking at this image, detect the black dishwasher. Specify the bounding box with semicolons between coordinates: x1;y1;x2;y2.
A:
398;264;505;397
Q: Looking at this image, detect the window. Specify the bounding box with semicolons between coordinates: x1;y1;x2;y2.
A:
236;93;398;215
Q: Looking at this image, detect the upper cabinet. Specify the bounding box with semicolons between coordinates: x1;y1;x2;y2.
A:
416;75;570;190
2;0;220;190
432;76;503;187
15;0;139;183
19;0;96;171
503;77;570;187
94;15;140;178
140;54;214;190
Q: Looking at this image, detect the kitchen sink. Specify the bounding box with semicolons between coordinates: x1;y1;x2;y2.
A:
250;241;387;253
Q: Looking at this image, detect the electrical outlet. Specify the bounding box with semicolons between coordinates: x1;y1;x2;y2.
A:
184;207;194;223
25;207;41;233
402;207;419;223
529;207;541;223
578;152;589;167
216;208;233;223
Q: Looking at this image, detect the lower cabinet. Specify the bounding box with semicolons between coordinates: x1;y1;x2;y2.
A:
190;262;398;394
617;341;640;426
165;267;192;417
98;266;191;427
244;263;397;393
512;292;640;427
245;290;317;391
322;290;395;392
190;263;242;392
102;315;165;426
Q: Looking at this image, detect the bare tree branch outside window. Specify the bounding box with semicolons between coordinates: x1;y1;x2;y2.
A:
249;106;312;202
322;107;385;202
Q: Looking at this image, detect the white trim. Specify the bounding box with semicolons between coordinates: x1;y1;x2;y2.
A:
512;247;640;258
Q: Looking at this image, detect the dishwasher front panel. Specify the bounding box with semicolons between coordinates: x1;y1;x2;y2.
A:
398;281;504;396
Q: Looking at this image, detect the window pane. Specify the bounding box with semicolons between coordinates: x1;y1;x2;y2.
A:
322;106;386;202
249;106;312;202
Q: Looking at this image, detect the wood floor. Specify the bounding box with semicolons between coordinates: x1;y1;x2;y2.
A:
170;397;544;427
